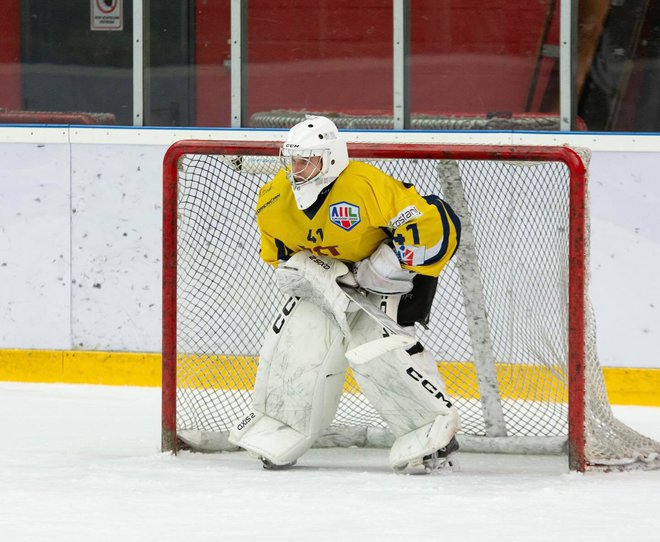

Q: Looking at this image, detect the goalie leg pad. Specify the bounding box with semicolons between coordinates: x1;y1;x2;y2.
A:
389;409;460;472
348;337;458;437
348;303;455;430
228;297;350;465
347;302;460;470
228;412;310;467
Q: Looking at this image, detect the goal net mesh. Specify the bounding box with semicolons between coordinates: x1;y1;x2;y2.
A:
166;145;660;470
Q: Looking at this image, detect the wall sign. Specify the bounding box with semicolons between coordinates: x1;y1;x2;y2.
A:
90;0;123;31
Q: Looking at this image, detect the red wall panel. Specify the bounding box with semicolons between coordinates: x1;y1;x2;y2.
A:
0;0;21;109
195;0;557;126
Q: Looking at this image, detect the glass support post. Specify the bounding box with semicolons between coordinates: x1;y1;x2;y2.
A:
560;0;577;131
393;0;410;130
231;0;248;127
133;0;144;126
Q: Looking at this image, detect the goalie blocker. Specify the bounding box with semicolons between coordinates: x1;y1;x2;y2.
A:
228;251;460;473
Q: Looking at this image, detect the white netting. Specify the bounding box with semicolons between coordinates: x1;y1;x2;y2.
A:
168;146;660;470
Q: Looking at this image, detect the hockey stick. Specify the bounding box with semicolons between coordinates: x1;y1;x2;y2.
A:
339;285;417;364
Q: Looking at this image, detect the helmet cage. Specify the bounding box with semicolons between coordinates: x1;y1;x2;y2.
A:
279;147;330;189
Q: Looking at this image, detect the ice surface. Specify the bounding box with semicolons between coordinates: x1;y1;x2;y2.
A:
0;382;659;541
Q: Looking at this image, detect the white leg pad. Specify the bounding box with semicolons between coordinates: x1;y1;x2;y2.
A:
228;412;310;466
346;294;461;470
348;307;456;437
389;408;460;470
228;297;351;465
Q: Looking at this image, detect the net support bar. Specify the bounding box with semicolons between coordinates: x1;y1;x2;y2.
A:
439;160;508;438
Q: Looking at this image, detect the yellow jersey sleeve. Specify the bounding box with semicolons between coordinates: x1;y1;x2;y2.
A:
350;163;461;277
255;176;293;267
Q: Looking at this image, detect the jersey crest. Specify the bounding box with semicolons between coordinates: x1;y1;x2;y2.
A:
329;202;361;231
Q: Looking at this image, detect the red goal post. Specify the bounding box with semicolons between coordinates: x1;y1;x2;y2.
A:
162;139;659;472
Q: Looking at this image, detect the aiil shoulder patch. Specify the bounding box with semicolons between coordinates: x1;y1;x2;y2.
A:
329;202;361;231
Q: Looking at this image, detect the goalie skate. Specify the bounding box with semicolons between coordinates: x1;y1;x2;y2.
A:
394;436;460;475
260;457;297;471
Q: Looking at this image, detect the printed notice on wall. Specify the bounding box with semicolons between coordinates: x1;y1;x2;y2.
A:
91;0;123;31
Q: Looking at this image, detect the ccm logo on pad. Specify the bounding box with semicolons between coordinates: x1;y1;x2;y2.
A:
406;367;452;408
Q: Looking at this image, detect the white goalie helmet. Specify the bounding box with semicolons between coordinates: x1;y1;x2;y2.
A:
279;115;350;210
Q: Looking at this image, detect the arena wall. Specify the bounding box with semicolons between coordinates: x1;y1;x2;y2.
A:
0;126;658;403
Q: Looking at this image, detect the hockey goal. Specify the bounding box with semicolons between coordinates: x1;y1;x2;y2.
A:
162;139;660;472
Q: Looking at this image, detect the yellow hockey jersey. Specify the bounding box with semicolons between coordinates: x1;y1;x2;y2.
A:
255;161;461;277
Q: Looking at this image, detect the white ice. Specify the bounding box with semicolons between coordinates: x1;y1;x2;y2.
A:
1;382;659;541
